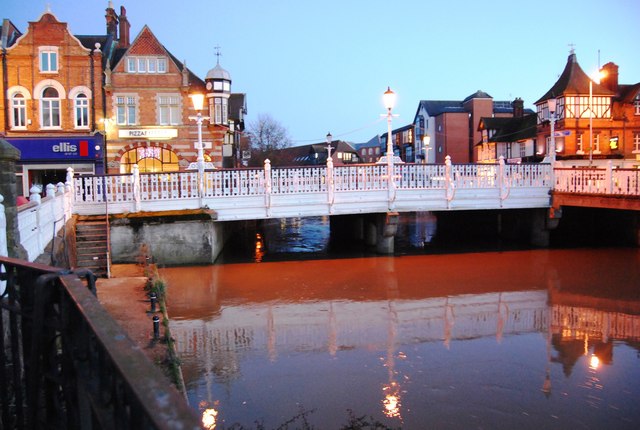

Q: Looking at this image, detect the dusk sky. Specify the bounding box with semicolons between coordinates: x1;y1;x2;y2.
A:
4;0;639;145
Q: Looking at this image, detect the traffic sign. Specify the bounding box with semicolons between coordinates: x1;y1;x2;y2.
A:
554;130;571;137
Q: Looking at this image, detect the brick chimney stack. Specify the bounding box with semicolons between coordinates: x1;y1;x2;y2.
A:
105;1;118;40
512;97;524;118
118;6;131;48
600;62;619;94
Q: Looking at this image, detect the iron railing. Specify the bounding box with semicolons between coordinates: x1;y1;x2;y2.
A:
0;257;202;430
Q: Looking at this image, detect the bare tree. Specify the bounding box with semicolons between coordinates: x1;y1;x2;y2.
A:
246;114;292;166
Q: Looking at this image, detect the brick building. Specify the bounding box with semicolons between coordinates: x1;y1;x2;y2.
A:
413;92;531;164
0;9;109;195
535;51;640;167
103;4;245;173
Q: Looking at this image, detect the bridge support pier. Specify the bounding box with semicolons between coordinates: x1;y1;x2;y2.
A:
375;212;399;254
530;208;551;247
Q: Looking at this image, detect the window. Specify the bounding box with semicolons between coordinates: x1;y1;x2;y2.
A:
564;96;611;119
74;93;89;128
120;146;179;173
576;133;584;154
633;133;640;153
519;143;526;158
126;56;167;74
158;95;181;125
41;87;61;128
212;97;228;125
39;47;58;73
116;95;137;125
593;133;601;154
11;93;27;128
635;94;640;115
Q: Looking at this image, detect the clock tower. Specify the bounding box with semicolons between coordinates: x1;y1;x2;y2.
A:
204;47;232;125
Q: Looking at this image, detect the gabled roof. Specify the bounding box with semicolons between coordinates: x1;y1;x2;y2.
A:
463;90;492;103
618;83;640;103
478;113;537;145
415;99;534;118
535;53;615;104
0;19;23;49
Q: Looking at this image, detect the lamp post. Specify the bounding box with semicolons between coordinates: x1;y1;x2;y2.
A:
588;70;606;165
326;132;333;162
383;87;396;202
547;98;557;165
189;94;210;198
422;134;431;163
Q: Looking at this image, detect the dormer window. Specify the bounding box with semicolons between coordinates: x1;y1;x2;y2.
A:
634;94;640;116
39;47;59;73
126;56;167;74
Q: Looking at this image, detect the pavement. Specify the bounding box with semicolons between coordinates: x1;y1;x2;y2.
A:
96;264;169;365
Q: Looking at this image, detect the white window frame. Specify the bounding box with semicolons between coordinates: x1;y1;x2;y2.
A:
576;133;584;154
593;133;601;154
115;94;138;125
11;92;28;129
632;132;640;153
126;56;168;74
39;46;59;73
634;94;640;116
74;93;90;129
41;87;61;129
213;97;228;125
157;94;181;125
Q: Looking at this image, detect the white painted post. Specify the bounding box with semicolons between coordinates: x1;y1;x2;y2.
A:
132;164;141;212
45;183;56;198
29;185;42;204
264;159;272;217
445;155;454;204
498;156;509;203
326;156;334;213
606;160;613;194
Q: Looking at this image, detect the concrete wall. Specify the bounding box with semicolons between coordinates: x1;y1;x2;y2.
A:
110;214;226;265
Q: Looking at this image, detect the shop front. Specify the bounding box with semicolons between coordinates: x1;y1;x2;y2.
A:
6;135;105;196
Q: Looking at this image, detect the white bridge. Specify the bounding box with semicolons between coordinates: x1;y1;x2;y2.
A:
73;156;555;220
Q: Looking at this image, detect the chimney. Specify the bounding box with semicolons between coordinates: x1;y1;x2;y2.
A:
118;6;131;48
105;1;118;40
512;97;524;118
600;62;619;94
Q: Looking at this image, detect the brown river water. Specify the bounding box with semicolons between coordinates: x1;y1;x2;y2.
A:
161;216;640;429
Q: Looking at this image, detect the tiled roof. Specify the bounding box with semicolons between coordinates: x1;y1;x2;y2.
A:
485;113;537;144
535;53;615;104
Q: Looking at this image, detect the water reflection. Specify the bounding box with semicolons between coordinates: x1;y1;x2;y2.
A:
163;248;640;429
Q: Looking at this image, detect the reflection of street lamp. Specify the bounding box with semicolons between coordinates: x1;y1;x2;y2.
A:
589;71;606;165
189;94;210;197
326;132;333;162
383;87;396;201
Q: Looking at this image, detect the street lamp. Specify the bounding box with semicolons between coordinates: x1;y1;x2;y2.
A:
547;98;557;165
422;134;431;163
383;87;396;202
326;132;333;162
189;93;210;198
589;70;606;165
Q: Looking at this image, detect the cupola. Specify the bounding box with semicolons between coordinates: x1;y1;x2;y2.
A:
204;48;232;125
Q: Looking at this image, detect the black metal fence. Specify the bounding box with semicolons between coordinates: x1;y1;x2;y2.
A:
0;256;202;430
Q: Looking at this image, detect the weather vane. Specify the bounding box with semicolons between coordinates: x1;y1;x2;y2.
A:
214;45;222;65
568;43;575;55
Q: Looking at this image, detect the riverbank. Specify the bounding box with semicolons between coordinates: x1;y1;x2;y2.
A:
96;264;177;383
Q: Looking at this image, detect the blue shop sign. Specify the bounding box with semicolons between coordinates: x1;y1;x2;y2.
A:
7;136;104;162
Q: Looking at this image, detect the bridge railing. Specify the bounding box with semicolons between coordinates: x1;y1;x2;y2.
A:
70;157;554;217
555;163;640;195
0;257;202;430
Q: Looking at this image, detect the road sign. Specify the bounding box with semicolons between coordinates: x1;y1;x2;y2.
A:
554;130;571;137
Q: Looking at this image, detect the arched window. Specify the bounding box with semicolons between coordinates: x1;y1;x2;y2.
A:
11;93;27;128
119;146;179;173
74;93;89;128
41;87;61;128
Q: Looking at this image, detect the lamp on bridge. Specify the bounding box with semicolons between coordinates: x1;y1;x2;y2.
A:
422;134;431;163
383;87;397;202
189;93;210;198
547;98;557;166
588;70;606;165
326;132;333;162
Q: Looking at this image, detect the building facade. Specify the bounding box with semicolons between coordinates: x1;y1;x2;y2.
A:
413;92;529;164
0;10;110;195
535;51;640;167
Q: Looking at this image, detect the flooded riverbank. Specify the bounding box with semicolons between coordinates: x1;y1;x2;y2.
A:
163;243;640;429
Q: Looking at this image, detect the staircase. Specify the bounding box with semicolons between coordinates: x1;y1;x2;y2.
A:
75;217;110;278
